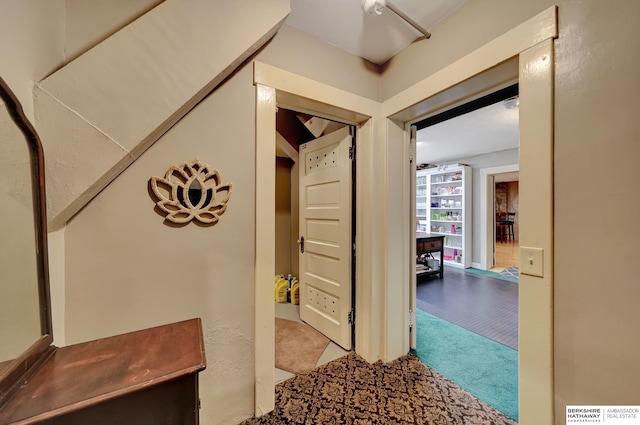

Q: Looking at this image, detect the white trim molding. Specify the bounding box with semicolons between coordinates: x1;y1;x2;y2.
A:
479;164;520;270
254;65;379;414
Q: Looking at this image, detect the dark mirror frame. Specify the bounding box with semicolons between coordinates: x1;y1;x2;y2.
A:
0;77;54;406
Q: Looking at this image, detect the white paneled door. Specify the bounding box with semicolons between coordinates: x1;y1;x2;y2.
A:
298;126;353;350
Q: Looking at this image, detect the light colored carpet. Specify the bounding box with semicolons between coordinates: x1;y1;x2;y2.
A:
275;318;330;375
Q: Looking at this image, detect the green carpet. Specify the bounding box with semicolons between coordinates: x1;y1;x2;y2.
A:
465;267;519;283
415;309;519;421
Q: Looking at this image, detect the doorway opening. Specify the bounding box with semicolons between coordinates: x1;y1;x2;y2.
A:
256;7;555;419
273;108;355;383
411;83;521;420
493;174;519;276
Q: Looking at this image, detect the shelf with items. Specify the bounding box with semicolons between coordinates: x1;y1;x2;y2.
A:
431;180;462;186
430;224;462;235
416;176;429;232
418;164;472;268
442;247;464;265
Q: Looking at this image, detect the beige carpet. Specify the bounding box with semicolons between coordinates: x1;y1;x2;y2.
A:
241;353;517;425
275;318;330;375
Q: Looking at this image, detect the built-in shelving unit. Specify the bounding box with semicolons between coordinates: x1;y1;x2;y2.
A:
416;164;471;268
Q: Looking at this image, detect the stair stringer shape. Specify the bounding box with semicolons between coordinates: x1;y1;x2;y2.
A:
35;0;290;229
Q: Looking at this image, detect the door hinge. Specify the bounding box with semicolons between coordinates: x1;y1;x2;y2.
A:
409;125;416;162
409;309;416;330
348;309;355;325
349;145;355;160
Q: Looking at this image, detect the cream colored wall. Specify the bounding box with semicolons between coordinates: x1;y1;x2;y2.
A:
553;0;640;420
0;0;66;352
16;1;639;422
379;1;552;101
262;25;381;102
385;1;640;422
62;20;381;425
0;0;180;351
64;0;164;62
0;0;65;120
0;102;41;361
37;0;290;230
65;65;257;424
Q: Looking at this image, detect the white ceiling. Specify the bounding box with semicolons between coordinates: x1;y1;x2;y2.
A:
416;100;520;165
286;0;519;171
286;0;469;65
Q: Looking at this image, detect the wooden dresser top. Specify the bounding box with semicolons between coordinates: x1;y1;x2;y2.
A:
0;318;206;424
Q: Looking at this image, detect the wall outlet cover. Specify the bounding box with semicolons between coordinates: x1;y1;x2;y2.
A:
519;246;544;277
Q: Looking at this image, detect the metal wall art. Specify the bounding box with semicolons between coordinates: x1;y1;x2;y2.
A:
150;159;232;225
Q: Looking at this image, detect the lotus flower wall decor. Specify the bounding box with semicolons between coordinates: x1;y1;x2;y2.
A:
149;159;232;225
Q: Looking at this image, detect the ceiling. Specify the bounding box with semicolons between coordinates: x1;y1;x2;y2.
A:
286;0;468;65
416;100;520;165
286;0;519;175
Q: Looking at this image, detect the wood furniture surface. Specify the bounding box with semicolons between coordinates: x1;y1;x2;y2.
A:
0;318;206;425
416;232;445;279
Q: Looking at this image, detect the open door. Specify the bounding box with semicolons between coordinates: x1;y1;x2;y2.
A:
298;126;353;350
409;125;417;349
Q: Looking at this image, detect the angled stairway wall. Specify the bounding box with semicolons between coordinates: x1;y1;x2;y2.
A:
35;0;290;229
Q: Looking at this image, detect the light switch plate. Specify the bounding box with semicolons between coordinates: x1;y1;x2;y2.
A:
519;246;544;277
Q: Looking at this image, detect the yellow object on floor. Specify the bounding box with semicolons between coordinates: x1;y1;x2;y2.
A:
291;281;300;305
274;278;288;303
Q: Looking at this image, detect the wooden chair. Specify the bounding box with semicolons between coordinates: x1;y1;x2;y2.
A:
496;213;507;242
501;212;516;241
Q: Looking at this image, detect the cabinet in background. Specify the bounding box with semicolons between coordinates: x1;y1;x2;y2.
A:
417;165;472;268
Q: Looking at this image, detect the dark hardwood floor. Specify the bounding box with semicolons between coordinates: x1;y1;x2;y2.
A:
417;267;518;350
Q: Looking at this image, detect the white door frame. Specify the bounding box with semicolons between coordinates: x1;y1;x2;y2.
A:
384;7;557;423
255;6;556;422
479;164;520;270
254;63;379;415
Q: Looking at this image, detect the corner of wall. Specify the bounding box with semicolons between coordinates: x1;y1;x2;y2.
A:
47;226;66;347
